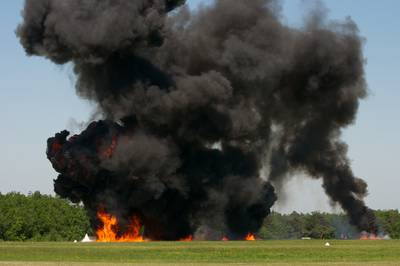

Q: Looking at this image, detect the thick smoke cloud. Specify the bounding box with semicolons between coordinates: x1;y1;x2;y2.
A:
18;0;377;239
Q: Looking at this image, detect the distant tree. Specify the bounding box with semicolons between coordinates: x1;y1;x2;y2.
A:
0;192;90;241
375;210;400;239
258;210;400;240
287;211;307;239
303;212;335;239
259;212;292;239
259;212;307;240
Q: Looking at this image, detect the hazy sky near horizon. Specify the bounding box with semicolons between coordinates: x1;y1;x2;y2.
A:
0;0;399;213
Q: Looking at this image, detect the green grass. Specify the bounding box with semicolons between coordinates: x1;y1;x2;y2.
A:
0;240;399;265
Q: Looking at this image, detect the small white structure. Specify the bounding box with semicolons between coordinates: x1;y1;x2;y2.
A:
81;233;96;242
325;242;331;247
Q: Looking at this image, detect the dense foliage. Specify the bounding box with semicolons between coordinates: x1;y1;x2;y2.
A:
0;192;399;241
0;192;90;241
260;211;400;240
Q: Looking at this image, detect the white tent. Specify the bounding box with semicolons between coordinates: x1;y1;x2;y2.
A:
81;233;96;242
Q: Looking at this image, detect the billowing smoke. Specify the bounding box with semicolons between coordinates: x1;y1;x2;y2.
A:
18;0;377;239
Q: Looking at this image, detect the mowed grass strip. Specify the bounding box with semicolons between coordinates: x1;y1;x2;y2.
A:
0;240;399;264
1;263;400;266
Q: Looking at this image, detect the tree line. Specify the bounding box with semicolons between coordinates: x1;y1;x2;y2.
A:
0;192;399;241
260;210;400;240
0;192;90;241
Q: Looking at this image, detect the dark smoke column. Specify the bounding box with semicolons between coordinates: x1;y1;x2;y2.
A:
18;0;377;238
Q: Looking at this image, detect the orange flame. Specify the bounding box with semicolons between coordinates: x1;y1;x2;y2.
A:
96;209;145;242
360;233;381;240
96;209;259;242
245;233;256;241
180;235;193;242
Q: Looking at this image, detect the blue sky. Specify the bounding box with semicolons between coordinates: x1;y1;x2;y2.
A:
0;0;399;213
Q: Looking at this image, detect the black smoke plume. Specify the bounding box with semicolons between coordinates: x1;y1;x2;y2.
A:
18;0;377;239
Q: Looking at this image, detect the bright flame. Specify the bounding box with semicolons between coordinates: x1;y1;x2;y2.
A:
96;210;145;242
96;209;260;242
180;235;193;242
360;233;381;240
245;233;256;241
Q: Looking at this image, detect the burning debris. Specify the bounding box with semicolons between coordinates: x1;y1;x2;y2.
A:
245;233;256;241
96;209;145;242
18;0;377;240
359;231;391;240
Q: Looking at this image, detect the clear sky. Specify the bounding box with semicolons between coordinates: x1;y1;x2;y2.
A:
0;0;399;213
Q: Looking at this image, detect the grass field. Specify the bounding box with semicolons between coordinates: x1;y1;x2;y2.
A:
0;240;399;265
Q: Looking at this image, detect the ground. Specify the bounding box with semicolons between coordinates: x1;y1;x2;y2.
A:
0;240;399;265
